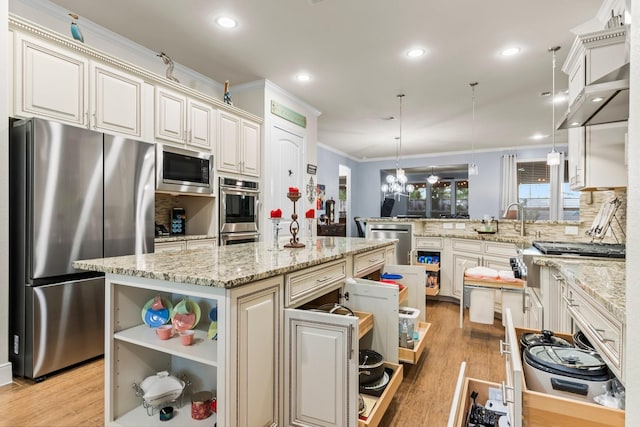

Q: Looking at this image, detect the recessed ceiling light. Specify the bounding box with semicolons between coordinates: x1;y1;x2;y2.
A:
591;97;604;103
406;48;425;58
530;133;549;140
501;47;521;56
216;16;237;28
296;73;311;82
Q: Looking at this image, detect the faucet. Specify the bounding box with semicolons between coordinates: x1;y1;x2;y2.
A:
502;202;525;237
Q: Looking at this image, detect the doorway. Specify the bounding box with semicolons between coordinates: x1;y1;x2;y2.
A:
339;164;351;236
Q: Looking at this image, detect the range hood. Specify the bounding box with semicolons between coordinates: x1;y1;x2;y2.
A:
557;63;629;129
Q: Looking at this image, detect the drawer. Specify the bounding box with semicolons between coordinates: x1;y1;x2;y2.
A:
566;284;623;379
415;237;443;250
186;238;216;249
483;241;517;258
354;248;386;277
285;259;347;307
358;362;403;427
154;241;186;252
451;238;482;253
447;310;625;427
398;322;431;364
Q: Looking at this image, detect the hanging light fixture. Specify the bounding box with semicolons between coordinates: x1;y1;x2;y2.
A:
547;46;561;166
427;167;439;184
468;81;479;175
381;94;415;197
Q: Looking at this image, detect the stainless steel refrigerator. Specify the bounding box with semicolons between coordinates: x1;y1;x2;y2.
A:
9;118;155;380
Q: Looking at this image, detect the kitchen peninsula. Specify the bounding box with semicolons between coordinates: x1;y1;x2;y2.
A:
74;237;402;427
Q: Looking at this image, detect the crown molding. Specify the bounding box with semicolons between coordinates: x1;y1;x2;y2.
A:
9;13;261;123
562;25;627;74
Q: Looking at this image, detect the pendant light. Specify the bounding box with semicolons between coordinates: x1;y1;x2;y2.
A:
381;94;415;197
427;167;438;184
468;81;479;175
547;46;561;166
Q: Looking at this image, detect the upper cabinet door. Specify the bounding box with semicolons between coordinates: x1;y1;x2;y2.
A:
187;98;213;150
241;119;261;177
15;34;88;126
284;308;358;427
217;110;241;173
155;86;187;144
91;63;143;137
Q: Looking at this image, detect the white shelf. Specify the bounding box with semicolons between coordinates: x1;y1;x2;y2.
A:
114;324;219;367
111;404;217;426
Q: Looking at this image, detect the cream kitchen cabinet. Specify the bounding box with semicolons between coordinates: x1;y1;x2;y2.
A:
14;33;144;138
186;238;217;250
563;27;628;191
217;110;261;177
567;122;627;191
448;309;624;427
155;86;215;150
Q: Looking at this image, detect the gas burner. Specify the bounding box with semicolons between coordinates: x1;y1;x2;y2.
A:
532;241;625;259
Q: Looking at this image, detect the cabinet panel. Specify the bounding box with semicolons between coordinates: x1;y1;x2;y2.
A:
415;236;443;250
451;238;482;253
155;87;186;144
353;248;386;277
92;63;142;137
241;119;261;177
452;253;479;298
187;99;213;149
284;309;357;427
285;259;346;308
217;110;241;173
16;34;87;126
231;277;282;427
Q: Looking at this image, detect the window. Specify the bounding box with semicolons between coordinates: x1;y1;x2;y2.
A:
428;179;469;218
517;160;579;220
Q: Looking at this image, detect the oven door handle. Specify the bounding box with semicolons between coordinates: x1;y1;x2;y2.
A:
222;232;260;240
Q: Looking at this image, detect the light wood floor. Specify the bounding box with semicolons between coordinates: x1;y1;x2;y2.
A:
0;299;505;427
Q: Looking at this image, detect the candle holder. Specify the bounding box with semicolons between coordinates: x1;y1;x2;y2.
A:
284;192;305;248
269;217;281;251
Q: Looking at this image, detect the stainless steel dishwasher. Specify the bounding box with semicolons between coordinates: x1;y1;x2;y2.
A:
368;224;412;264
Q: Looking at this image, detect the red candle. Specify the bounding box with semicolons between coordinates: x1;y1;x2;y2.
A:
288;187;299;194
305;209;315;219
270;208;282;218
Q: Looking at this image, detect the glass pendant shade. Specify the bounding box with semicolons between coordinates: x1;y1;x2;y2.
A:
547;150;560;166
468;163;479;176
427;174;438;184
381;94;415;197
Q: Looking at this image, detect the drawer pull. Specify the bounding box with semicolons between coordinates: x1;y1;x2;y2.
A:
562;296;579;307
501;381;515;405
316;276;331;283
499;340;510;356
552;274;564;281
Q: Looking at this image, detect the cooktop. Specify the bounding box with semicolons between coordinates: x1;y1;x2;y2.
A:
532;241;625;259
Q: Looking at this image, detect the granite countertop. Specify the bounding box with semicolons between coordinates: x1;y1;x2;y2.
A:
365;217;579;225
533;256;625;323
74;237;395;289
155;234;216;243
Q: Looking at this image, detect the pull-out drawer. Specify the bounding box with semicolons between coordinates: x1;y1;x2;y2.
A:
354;248;386;277
566;283;623;379
451;238;482;253
285;259;347;307
359;362;403;427
447;309;625;427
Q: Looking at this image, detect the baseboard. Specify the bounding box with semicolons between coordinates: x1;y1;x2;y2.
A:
0;362;13;386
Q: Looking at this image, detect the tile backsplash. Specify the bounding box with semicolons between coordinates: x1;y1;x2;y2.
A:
155;193;184;229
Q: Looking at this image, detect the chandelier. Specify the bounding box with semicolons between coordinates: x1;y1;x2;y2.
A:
547;46;561;166
381;94;415;197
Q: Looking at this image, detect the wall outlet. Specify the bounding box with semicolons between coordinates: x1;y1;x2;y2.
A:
443;223;453;229
564;226;579;235
455;223;466;230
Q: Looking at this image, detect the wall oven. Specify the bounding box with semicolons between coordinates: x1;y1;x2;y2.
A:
156;144;213;195
219;177;259;245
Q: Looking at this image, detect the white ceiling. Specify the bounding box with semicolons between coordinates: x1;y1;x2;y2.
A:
49;0;605;159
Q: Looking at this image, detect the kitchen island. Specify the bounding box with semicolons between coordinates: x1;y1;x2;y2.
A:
74;237;401;427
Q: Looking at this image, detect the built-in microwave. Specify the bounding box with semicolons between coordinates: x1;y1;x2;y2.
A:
156;144;213;195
